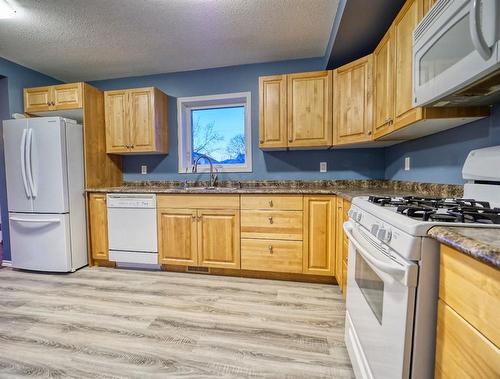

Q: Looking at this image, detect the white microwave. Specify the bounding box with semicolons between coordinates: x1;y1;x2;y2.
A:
413;0;500;107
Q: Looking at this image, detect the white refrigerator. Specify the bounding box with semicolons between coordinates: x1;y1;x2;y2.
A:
3;117;87;272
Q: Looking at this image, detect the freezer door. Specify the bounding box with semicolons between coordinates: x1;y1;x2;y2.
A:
3;119;33;212
28;117;69;213
9;212;72;272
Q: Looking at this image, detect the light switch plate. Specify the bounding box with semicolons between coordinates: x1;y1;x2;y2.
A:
320;162;327;173
141;165;148;175
404;157;411;171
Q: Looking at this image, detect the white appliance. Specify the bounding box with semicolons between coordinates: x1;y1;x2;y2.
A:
344;145;500;379
413;0;500;106
107;194;158;266
3;117;87;272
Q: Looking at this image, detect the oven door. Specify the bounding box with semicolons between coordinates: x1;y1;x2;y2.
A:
343;221;418;379
413;0;499;106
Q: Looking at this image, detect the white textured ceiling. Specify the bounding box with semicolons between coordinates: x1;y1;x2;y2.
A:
0;0;339;82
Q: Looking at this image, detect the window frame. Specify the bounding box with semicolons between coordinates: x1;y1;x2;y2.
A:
177;92;252;173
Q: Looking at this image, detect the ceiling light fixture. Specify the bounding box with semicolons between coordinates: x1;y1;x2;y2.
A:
0;0;16;19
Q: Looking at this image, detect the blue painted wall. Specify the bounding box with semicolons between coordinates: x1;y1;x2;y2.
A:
90;58;386;182
0;57;60;261
385;105;500;184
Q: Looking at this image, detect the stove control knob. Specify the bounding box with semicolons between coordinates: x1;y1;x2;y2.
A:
370;224;379;236
350;210;357;220
356;212;362;222
378;228;392;243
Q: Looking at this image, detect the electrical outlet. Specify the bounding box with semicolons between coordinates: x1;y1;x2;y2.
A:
404;157;411;171
320;162;327;173
141;165;148;175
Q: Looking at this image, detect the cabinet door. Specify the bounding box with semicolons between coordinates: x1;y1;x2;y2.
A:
198;209;240;269
334;55;374;145
259;75;287;149
303;196;335;276
394;0;421;125
105;90;130;153
53;83;83;110
374;27;395;139
89;194;108;261
287;71;332;148
158;209;198;266
129;88;154;152
24;86;53;113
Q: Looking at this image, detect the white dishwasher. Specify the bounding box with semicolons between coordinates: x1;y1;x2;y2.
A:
107;194;158;265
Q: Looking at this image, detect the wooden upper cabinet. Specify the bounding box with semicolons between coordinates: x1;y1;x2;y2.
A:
88;193;108;261
259;75;287;149
197;209;240;269
158;208;198;266
104;87;168;155
287;71;333;148
393;0;421;128
52;83;83;110
24;83;83;113
333;55;374;145
303;196;335;276
373;27;396;139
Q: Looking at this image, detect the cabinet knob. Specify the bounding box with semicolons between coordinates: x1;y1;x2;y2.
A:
259;139;264;144
52;101;55;106
47;102;50;106
268;216;273;224
288;138;293;143
268;245;274;254
269;200;273;207
367;131;372;135
192;215;197;221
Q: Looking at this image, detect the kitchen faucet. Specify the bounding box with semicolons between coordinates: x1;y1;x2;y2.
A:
192;154;218;188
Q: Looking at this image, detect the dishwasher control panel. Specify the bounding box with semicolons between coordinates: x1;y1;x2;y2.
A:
107;194;156;208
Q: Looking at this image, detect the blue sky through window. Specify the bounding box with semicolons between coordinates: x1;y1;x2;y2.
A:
191;106;246;164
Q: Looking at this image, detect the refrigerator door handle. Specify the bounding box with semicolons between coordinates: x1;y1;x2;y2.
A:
10;216;61;224
26;128;37;198
20;129;31;198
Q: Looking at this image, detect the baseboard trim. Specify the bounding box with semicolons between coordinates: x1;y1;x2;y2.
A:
1;260;12;267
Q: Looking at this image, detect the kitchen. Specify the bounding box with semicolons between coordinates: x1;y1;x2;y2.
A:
0;0;499;378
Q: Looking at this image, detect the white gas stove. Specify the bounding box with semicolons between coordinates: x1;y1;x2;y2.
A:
344;145;500;379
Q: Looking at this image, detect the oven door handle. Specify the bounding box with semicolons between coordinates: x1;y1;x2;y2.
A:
344;222;416;287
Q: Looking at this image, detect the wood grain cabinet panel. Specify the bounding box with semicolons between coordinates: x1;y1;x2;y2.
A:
240;195;303;211
24;86;54;112
241;239;302;273
53;83;83;110
88;194;108;260
104;87;168;155
197;209;240;269
333;55;374;145
259;75;287;149
435;300;500;379
287;71;333;148
241;210;303;240
303;196;336;276
158;209;198;266
373;27;395;139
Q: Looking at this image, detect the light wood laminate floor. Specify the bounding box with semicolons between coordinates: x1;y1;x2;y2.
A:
0;266;353;378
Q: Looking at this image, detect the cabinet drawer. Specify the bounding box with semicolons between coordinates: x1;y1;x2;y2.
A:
241;210;303;240
157;194;240;209
241;239;302;273
439;245;500;346
435;300;500;378
241;195;303;210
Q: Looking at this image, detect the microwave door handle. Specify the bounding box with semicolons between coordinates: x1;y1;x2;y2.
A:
470;0;493;60
26;128;37;198
20;129;31;198
344;222;409;286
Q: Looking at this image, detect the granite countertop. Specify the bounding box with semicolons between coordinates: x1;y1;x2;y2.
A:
86;180;463;201
428;226;500;270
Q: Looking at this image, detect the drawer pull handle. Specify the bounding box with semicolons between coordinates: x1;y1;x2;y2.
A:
192;215;197;221
269;200;273;207
268;245;273;254
268;216;273;224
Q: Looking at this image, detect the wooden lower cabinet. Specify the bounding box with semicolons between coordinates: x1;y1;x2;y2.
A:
435;245;500;378
335;198;351;293
88;193;108;261
240;210;303;240
198;209;240;269
158;209;198;266
241;239;302;273
302;196;336;276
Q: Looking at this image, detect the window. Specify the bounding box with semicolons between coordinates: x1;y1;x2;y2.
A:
178;92;252;173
